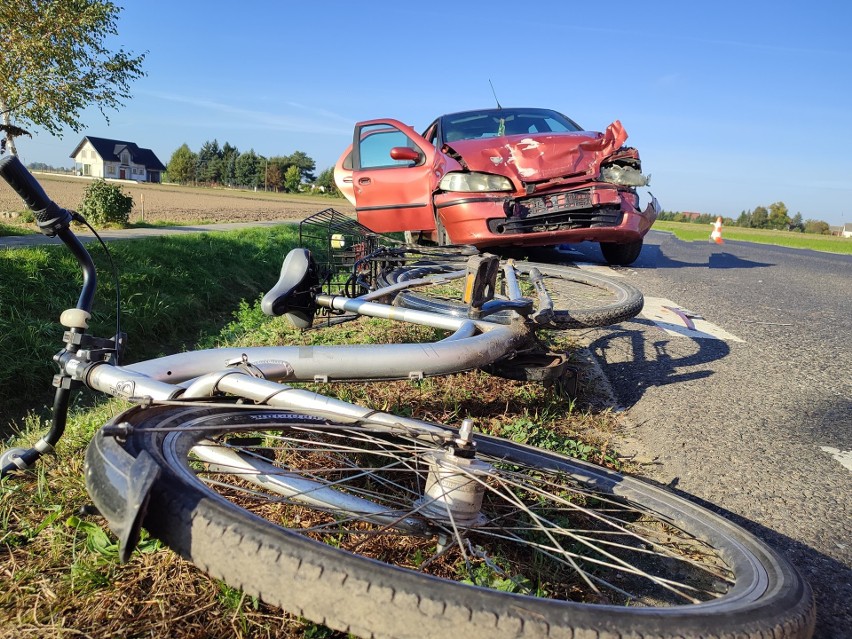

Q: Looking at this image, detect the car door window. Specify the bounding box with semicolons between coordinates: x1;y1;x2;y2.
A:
358;124;422;169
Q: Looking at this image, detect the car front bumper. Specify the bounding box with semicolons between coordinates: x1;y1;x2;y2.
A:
434;187;660;248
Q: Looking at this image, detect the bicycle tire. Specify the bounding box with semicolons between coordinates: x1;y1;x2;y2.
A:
380;260;644;329
112;405;814;639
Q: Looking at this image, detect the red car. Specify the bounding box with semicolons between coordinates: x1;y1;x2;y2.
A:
334;108;659;265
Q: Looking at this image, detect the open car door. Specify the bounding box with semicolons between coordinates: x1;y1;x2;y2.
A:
350;119;437;234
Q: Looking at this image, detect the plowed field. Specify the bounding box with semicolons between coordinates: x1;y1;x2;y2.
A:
0;172;354;224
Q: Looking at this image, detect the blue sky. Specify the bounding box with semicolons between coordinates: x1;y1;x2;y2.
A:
14;1;852;225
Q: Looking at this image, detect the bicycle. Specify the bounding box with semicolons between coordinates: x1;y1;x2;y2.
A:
0;155;814;639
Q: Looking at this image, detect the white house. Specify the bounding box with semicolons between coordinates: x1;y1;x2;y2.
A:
70;136;166;183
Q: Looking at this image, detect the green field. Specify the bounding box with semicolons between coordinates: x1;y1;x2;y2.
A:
652;220;852;254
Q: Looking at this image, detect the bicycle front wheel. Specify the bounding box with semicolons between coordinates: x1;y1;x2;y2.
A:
114;406;814;639
380;260;644;329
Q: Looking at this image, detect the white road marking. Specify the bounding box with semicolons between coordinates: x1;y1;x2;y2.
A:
640;297;744;342
820;447;852;472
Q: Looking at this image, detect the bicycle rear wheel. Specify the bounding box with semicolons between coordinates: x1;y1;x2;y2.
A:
111;406;814;639
380;260;644;329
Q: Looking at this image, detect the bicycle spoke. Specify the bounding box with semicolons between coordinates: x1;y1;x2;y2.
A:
186;423;733;606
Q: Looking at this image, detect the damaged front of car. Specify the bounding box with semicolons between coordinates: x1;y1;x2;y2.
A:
434;116;659;264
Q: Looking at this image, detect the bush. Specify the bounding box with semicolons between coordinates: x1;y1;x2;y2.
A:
78;179;133;227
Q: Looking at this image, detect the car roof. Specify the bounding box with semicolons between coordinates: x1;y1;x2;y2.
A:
441;107;561;118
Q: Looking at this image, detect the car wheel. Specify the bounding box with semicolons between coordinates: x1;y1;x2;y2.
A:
600;239;643;266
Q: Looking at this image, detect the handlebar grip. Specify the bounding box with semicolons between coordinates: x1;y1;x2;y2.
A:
0;154;72;236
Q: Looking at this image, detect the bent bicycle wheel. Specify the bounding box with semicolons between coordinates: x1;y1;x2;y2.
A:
379;260;644;329
107;405;815;639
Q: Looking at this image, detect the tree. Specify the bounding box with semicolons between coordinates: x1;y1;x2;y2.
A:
767;201;790;230
197;139;223;184
790;212;804;232
804;219;830;235
235;149;261;188
286;150;316;182
167;144;197;185
284;165;302;193
221;142;239;186
751;206;769;229
0;0;146;156
265;162;283;192
736;210;751;227
266;156;290;191
315;167;341;197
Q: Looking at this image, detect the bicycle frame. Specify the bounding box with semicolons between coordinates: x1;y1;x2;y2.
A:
119;294;531;385
76;262;543;561
0;154;555;557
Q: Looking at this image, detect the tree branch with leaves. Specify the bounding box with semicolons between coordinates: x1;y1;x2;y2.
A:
0;0;146;155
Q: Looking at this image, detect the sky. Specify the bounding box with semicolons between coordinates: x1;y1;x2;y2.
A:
12;0;852;225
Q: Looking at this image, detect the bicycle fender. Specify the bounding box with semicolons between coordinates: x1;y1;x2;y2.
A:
84;430;160;563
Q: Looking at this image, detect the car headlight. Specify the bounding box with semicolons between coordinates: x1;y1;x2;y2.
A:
600;165;650;187
439;172;514;192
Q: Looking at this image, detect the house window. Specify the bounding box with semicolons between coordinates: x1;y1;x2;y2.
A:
83;164;91;176
107;165;115;176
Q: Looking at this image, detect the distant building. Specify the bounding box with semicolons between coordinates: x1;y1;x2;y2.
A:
828;223;852;237
70;136;166;183
681;212;703;220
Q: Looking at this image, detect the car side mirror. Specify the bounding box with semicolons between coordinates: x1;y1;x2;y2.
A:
389;147;421;162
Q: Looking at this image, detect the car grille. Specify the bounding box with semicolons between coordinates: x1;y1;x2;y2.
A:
489;205;624;235
516;190;594;217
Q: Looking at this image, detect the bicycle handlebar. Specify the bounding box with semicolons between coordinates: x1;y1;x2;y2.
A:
0;155;73;236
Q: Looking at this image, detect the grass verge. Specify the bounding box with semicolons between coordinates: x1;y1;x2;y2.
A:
1;259;623;637
0;220;33;237
0;225;302;426
652;220;852;254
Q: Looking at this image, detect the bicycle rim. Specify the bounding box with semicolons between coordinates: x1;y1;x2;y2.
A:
381;260;644;328
125;407;813;638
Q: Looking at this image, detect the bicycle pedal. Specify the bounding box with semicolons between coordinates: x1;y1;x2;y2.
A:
463;253;500;309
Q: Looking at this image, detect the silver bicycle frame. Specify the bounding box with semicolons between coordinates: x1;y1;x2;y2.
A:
81;288;532;431
109;295;529;385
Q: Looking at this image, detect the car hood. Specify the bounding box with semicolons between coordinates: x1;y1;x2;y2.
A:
444;120;629;183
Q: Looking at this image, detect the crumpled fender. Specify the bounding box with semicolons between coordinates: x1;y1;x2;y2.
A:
447;121;631;183
579;120;628;155
85;429;160;563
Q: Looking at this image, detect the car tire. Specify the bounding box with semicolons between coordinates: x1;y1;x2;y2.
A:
600;239;643;265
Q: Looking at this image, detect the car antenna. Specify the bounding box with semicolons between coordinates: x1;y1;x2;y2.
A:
489;79;502;109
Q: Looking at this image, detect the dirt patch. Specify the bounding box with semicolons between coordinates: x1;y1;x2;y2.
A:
0;173;355;225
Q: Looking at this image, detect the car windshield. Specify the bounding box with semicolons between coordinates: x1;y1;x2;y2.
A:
440;108;582;142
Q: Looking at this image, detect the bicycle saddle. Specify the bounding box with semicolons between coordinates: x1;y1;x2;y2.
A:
261;248;320;328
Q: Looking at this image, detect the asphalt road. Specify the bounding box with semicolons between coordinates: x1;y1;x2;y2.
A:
549;231;851;638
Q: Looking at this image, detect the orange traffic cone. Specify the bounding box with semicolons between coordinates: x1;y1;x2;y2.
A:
710;216;724;244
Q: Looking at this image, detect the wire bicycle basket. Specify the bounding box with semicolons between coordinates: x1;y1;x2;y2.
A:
298;208;402;299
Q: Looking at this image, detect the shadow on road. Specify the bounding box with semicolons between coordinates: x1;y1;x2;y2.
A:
635;244;776;270
639;473;848;638
586;321;731;407
504;243;776;272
